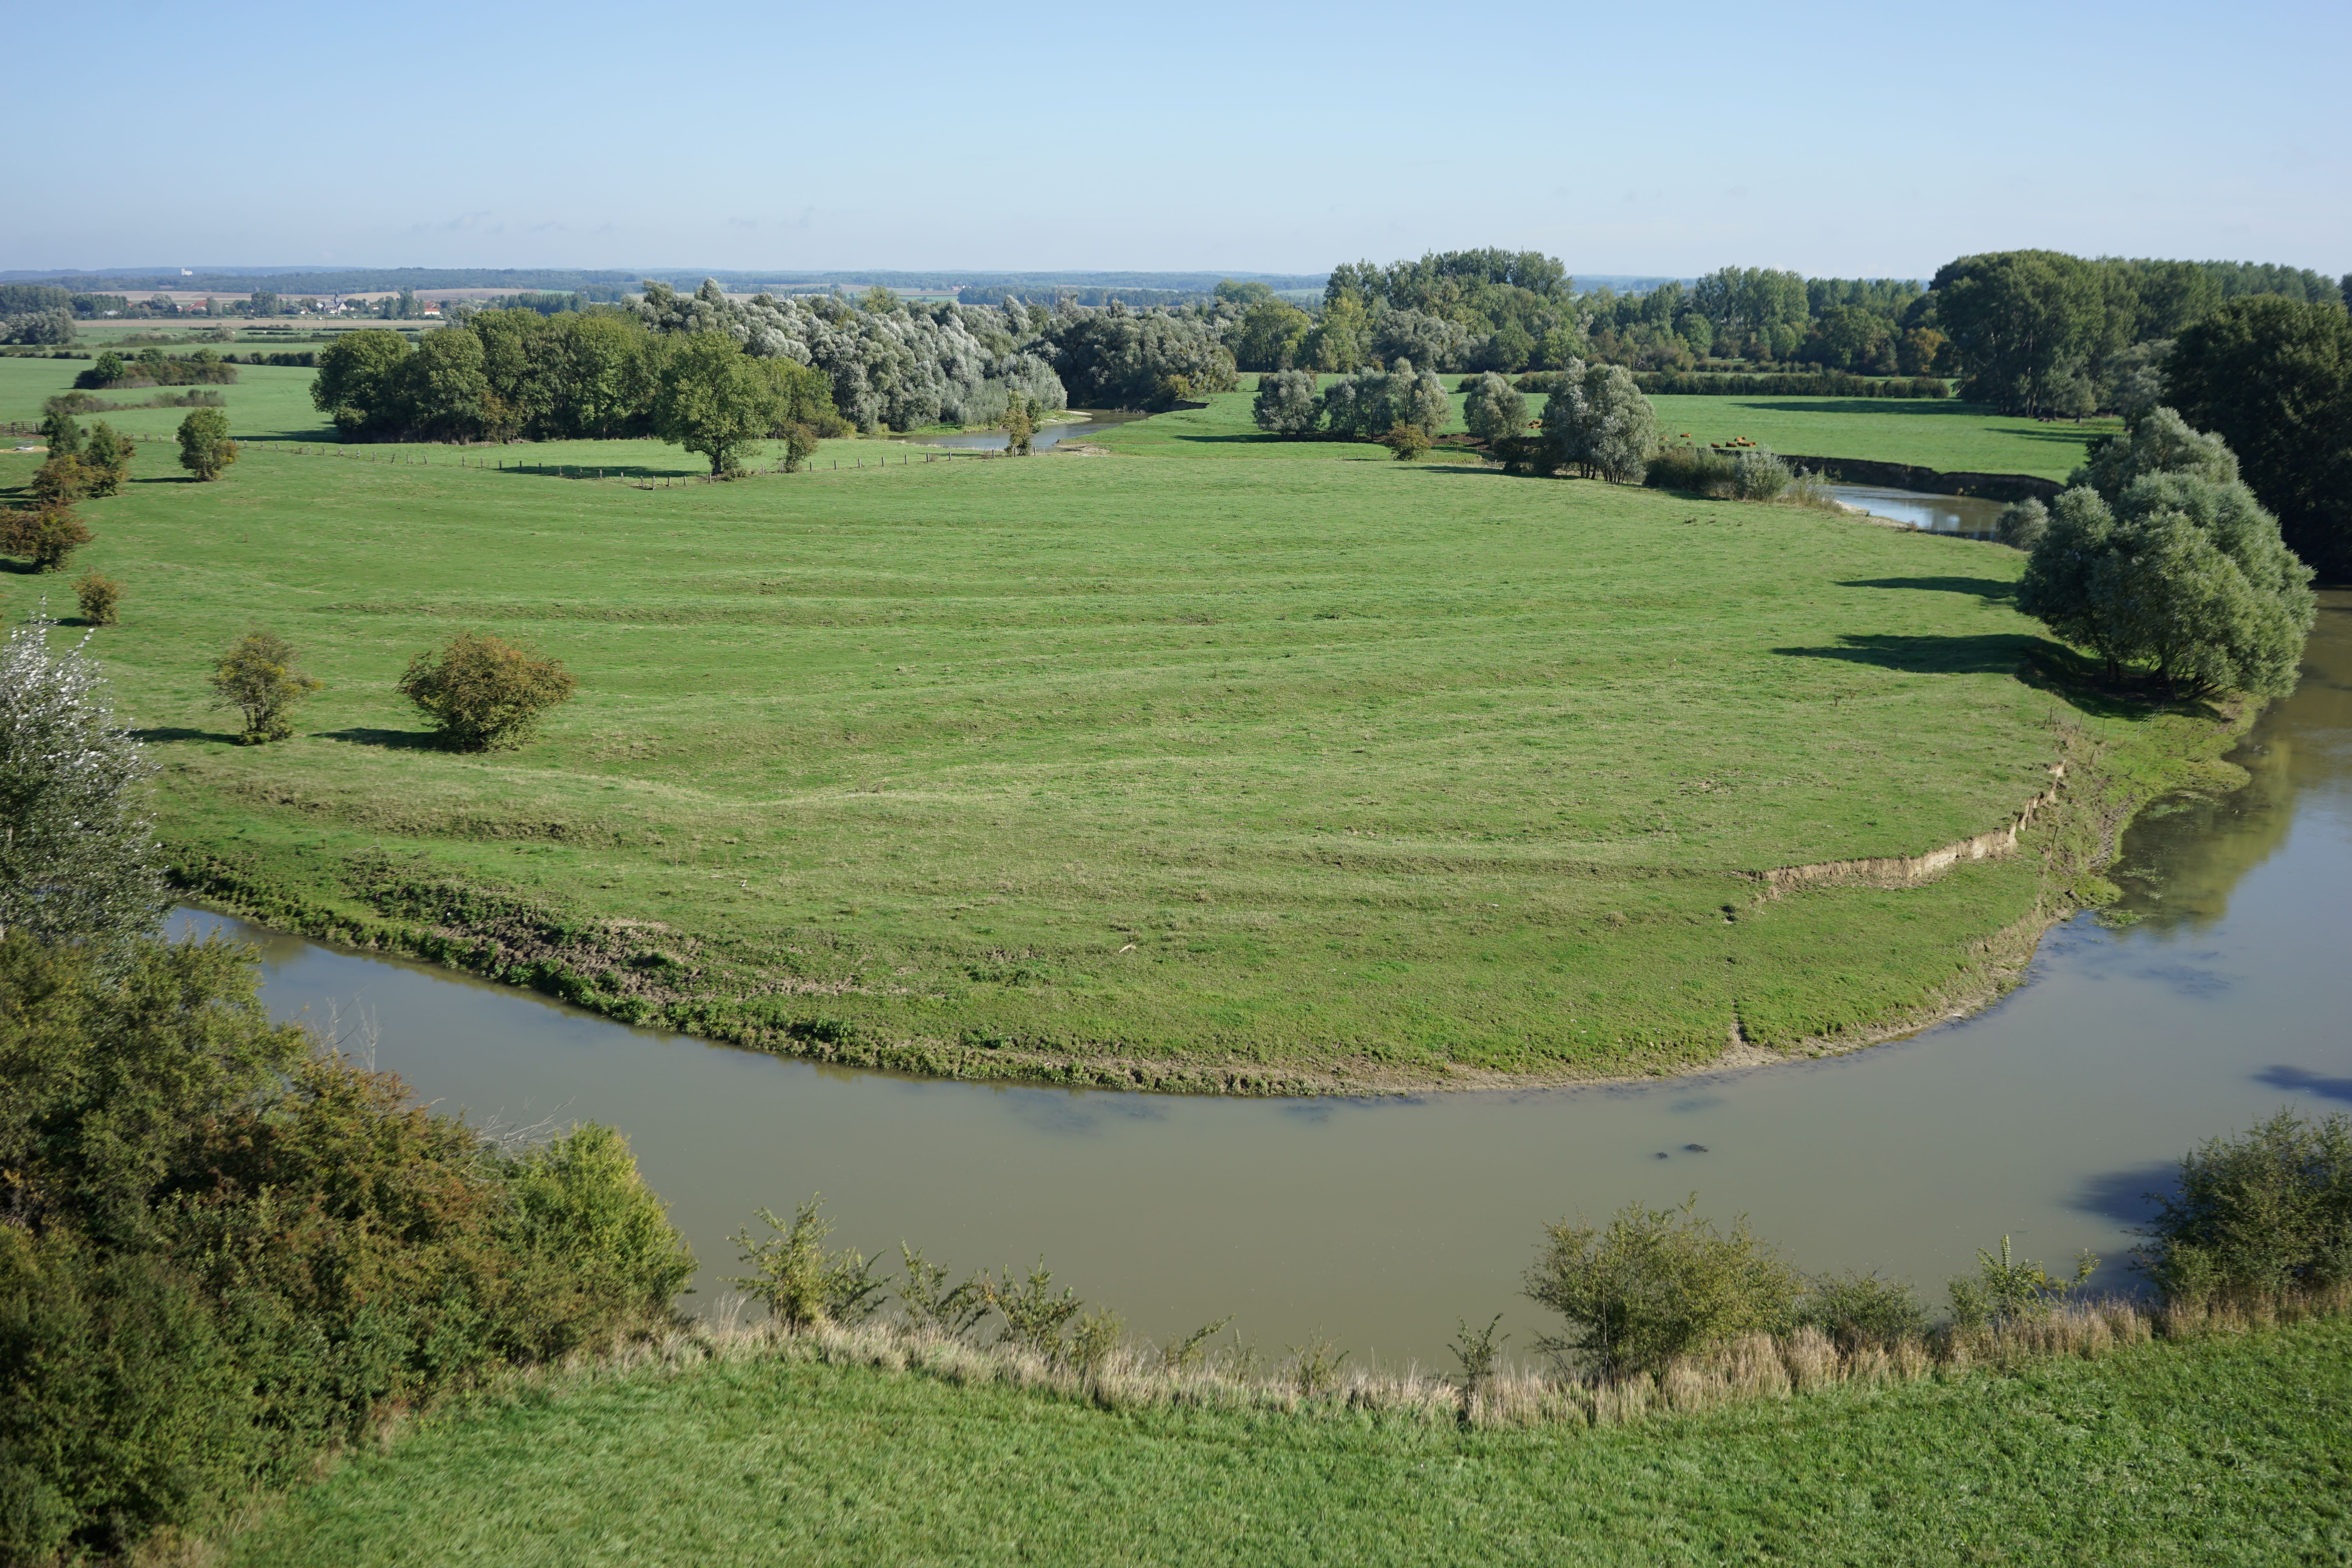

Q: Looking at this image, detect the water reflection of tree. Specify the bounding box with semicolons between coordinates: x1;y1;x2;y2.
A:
2108;597;2352;935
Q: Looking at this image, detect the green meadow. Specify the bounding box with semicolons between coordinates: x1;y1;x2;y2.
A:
220;1318;2352;1567
1127;383;2117;480
1;391;2242;1087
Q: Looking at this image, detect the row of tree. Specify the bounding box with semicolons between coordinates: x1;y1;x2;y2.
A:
1214;250;2346;392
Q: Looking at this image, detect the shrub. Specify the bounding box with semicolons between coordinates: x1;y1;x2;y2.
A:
978;1258;1085;1356
0;505;93;572
397;629;576;751
729;1196;886;1330
2137;1109;2352;1305
1643;445;1737;494
73;568;120;626
511;1124;697;1316
1524;1198;1801;1376
1728;448;1792;501
1377;422;1433;461
208;628;321;744
37;407;81;459
29;453;91;505
175;406;237;480
779;421;820;472
1995;497;2049;550
1796;1270;1927;1349
80;421;132;497
1250;368;1320;434
0;931;695;1563
1946;1236;2095;1330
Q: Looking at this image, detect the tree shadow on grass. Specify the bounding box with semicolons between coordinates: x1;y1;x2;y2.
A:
1771;632;2043;675
314;726;442;751
130;725;241;745
1838;575;2018;602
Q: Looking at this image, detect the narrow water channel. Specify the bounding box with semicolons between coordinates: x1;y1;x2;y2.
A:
174;593;2352;1366
894;411;1145;452
1824;482;2011;536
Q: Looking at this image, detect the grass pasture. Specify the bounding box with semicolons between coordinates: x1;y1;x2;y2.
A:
219;1317;2352;1566
1;418;2243;1089
0;355;330;444
1194;380;2119;479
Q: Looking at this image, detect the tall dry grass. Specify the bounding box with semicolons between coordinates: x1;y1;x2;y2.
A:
514;1283;2352;1435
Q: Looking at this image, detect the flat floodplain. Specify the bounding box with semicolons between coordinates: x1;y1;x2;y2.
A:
3;415;2240;1086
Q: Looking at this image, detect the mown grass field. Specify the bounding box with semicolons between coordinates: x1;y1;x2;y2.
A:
220;1319;2352;1566
0;406;2241;1087
0;356;329;443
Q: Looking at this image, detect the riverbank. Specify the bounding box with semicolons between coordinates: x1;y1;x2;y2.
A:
216;1309;2352;1566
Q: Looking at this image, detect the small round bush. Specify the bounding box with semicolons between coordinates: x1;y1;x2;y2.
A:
0;505;93;572
209;628;321;744
74;568;121;626
398;630;576;751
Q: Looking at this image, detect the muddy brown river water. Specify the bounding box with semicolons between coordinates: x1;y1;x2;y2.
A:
173;594;2352;1365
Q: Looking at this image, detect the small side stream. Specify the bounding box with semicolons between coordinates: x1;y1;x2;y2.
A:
176;598;2352;1365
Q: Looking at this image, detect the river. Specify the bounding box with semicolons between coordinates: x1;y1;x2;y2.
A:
892;411;1146;453
1824;482;2009;536
172;593;2352;1367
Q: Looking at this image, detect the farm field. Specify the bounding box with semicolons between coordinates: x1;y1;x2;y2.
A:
1;419;2242;1089
220;1318;2352;1567
0;356;329;443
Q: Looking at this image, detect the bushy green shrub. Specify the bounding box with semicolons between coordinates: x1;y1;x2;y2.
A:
0;931;694;1563
729;1196;886;1330
1728;448;1792;501
72;568;120;626
208;628;321;743
1377;422;1433;461
397;629;577;751
1946;1236;2095;1330
1644;445;1737;494
2138;1109;2352;1305
175;406;237;481
1524;1199;1801;1376
1797;1270;1927;1348
80;421;132;497
1461;371;1526;444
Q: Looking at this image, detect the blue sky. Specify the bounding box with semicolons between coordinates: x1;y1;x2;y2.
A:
9;0;2342;280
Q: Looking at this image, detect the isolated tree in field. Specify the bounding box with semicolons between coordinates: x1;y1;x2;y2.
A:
1003;392;1038;455
1544;362;1658;483
2166;296;2352;579
80;422;133;496
30;453;91;506
73;568;121;626
651;332;780;476
38;407;82;460
0;506;93;572
209;628;322;744
2018;408;2314;696
398;630;577;751
0;619;163;946
176;407;237;480
1462;371;1527;444
1250;369;1320;434
85;350;128;387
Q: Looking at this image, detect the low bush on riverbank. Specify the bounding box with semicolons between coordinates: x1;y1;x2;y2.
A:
0;934;694;1565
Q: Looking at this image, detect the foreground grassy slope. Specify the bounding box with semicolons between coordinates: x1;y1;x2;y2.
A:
223;1320;2352;1566
2;432;2238;1085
